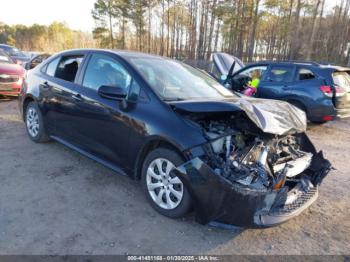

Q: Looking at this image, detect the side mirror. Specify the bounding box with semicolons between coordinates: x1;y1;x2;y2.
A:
98;85;127;100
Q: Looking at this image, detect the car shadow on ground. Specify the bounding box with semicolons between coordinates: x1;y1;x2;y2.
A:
0;95;18;102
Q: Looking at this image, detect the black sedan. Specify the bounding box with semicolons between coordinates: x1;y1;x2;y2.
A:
19;49;331;227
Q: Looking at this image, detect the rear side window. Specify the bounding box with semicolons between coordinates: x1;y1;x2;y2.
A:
55;56;84;82
267;66;294;82
238;66;268;79
46;57;60;77
298;68;315;80
333;72;350;88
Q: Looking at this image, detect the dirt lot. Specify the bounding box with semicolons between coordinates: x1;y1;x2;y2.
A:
0;98;349;255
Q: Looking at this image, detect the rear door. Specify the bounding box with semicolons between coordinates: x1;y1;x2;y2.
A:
257;64;296;99
284;66;327;100
39;53;86;141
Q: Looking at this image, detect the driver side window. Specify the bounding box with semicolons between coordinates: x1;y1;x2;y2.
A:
83;54;132;91
236;66;267;80
232;66;267;91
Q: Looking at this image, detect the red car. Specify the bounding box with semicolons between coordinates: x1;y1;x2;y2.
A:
0;50;25;96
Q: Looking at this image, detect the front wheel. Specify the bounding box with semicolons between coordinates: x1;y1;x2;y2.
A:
141;148;191;218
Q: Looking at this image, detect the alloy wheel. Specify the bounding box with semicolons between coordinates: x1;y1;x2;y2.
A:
26;107;40;138
146;158;183;210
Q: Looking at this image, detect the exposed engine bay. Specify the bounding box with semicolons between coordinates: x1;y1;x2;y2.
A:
197;117;314;191
170;100;331;227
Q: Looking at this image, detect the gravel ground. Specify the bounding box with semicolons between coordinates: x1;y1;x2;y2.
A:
0;98;349;255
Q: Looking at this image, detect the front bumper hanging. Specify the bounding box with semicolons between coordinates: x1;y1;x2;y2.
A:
171;151;331;228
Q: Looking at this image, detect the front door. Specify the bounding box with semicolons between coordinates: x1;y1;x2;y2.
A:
257;65;296;99
231;65;268;92
70;53;138;167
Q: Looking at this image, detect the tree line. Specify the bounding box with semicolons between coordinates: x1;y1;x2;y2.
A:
92;0;350;66
0;0;349;66
0;22;97;53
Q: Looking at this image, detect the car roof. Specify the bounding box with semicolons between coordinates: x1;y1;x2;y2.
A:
57;48;168;60
247;60;350;71
249;60;320;66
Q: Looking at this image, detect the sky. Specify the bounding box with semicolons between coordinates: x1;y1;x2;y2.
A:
0;0;96;32
0;0;342;32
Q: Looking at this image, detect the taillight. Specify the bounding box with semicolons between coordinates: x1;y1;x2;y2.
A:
322;116;333;121
320;85;346;97
320;85;332;97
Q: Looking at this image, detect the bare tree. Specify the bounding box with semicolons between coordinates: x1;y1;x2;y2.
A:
289;0;302;59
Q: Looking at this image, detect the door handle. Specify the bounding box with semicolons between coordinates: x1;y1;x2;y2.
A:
40;81;51;89
72;94;83;102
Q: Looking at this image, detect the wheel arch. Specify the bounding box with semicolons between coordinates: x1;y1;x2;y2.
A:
133;137;186;180
286;98;308;114
22;95;36;120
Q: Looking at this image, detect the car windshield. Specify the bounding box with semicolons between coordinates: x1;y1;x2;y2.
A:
9;47;26;57
0;50;13;64
129;57;235;101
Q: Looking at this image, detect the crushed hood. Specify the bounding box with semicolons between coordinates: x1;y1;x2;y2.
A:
169;97;307;136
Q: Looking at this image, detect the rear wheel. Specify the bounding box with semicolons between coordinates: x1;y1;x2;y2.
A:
25;102;50;143
141;148;191;218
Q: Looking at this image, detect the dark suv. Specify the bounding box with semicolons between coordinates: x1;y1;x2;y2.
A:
227;61;350;123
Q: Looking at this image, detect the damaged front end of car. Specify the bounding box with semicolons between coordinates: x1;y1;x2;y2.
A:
170;99;332;227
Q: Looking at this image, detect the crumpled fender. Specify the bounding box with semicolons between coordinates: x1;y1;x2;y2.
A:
171;134;331;227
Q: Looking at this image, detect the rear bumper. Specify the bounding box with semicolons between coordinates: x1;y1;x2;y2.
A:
307;99;337;122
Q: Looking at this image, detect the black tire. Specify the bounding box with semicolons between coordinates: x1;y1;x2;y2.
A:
141;148;191;218
310;120;327;124
25;102;50;143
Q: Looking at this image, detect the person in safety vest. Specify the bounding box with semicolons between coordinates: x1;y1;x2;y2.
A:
243;70;260;96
